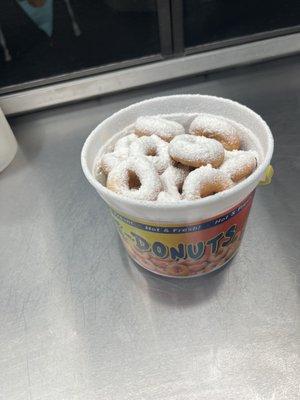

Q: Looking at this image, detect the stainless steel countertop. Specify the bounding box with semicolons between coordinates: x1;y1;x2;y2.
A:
1;56;300;400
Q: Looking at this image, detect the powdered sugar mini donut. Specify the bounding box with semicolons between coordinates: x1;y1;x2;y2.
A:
134;116;185;142
95;133;139;175
114;133;138;155
220;150;258;182
189;114;241;150
169;134;224;168
160;164;189;200
106;156;162;201
98;152;120;175
183;165;234;200
130;135;171;174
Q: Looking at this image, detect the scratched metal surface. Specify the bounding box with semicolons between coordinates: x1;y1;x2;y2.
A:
1;56;300;400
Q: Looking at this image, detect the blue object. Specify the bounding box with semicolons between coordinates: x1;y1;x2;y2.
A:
17;0;53;37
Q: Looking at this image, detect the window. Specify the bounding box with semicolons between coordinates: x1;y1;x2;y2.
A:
183;0;300;49
0;0;161;90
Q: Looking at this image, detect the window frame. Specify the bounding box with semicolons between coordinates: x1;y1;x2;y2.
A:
1;0;300;115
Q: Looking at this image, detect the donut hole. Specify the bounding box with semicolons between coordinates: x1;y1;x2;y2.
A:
200;182;227;198
173;161;185;169
177;181;184;195
146;146;157;157
128;170;141;190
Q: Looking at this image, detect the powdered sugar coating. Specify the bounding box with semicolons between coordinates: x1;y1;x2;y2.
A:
96;133;139;175
220;150;258;182
98;152;121;174
189;113;240;150
130;134;172;174
114;133;138;154
135;116;185;142
157;191;179;202
106;156;161;201
183;165;234;200
160;164;189;200
169;134;225;168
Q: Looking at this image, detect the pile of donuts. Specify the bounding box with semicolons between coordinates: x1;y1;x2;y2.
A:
95;114;258;202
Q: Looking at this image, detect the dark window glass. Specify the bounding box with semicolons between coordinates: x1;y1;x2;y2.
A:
184;0;300;48
0;0;160;89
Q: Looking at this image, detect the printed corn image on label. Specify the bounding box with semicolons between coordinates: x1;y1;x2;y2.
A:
111;191;255;277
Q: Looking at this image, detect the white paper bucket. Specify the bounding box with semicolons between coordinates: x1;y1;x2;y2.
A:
81;95;274;277
0;107;17;173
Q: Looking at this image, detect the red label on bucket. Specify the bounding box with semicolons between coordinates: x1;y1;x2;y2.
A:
111;191;255;277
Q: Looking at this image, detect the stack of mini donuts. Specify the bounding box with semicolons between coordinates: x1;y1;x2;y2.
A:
94;114;258;202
